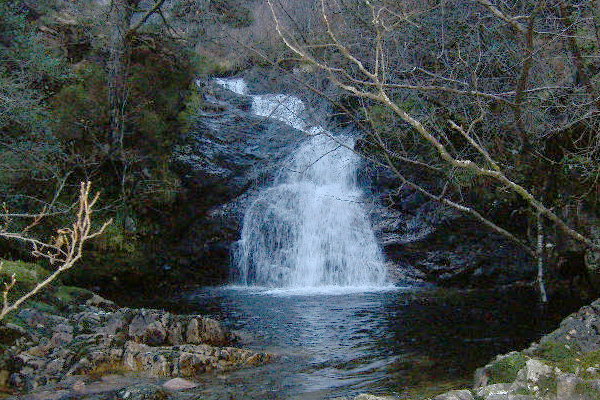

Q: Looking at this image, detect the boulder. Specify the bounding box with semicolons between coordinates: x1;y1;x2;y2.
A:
4;305;271;393
476;383;512;398
432;389;474;400
536;299;600;353
161;377;198;390
556;373;582;399
128;310;168;346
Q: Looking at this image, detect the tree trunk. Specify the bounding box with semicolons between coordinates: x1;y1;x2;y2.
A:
537;211;548;303
107;0;137;160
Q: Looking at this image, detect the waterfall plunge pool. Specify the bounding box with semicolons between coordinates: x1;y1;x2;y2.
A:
146;285;580;400
138;78;586;398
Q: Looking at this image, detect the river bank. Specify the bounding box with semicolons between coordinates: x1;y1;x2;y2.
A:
0;266;594;400
0;288;270;399
354;297;600;400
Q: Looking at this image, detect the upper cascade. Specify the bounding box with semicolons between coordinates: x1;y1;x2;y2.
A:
217;78;388;288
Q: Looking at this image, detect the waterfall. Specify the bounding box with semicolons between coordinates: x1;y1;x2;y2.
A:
217;78;387;288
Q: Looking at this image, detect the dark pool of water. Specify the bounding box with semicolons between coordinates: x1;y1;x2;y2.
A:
136;285;581;400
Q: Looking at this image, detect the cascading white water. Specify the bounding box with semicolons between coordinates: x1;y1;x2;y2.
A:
217;78;387;288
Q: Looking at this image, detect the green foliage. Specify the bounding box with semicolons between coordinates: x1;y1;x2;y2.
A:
0;1;68;212
192;53;235;77
50;62;109;144
0;1;67;132
126;42;194;155
178;83;205;130
0;260;50;306
137;109;168;139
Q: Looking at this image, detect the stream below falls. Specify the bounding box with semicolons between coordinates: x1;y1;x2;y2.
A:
145;285;582;400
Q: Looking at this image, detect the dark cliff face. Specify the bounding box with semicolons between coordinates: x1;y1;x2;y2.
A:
366;165;536;288
170;80;305;284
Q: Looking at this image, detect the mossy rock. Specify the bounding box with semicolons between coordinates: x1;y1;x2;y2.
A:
486;352;528;384
529;341;600;379
574;380;600;399
532;340;582;364
0;259;48;288
52;285;94;306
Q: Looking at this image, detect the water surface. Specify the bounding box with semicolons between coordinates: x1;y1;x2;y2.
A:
168;285;578;399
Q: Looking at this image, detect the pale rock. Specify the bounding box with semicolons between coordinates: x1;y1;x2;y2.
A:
432;389;474;400
85;294;117;310
477;383;512;398
557;373;581;399
162;377;199;390
518;359;553;383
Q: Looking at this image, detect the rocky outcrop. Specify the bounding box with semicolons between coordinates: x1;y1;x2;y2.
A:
367;167;535;287
469;299;600;399
1;296;270;394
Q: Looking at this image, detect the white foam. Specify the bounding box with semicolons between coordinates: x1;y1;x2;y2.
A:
215;78;248;95
222;284;404;297
215;78;389;289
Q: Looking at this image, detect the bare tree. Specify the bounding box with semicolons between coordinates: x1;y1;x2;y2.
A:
0;182;111;321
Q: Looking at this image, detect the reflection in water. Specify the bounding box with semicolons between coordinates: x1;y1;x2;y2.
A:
178;286;580;400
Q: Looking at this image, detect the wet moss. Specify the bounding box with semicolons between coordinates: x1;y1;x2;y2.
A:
52;285;94;305
0;260;48;289
486;352;528;384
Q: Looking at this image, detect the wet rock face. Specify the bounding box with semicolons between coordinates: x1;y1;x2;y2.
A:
173;75;538;288
3;298;271;393
171;81;305;282
367;166;535;287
